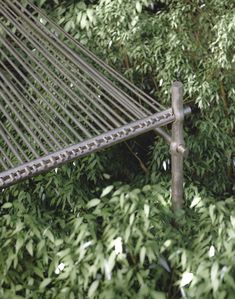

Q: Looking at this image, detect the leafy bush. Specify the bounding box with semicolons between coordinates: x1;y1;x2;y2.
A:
1;182;235;298
33;0;235;194
0;1;234;298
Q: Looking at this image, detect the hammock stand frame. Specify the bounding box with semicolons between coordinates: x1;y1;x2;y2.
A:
0;0;191;211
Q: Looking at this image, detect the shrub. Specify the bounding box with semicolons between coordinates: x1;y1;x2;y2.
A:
1;182;235;298
32;0;234;193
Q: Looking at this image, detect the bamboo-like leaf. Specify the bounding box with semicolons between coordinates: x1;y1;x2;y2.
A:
86;199;100;208
15;238;24;254
88;280;99;298
140;246;146;265
101;186;114;198
39;278;52;290
136;2;142;13
80;14;87;29
26;241;33;256
2;202;12;209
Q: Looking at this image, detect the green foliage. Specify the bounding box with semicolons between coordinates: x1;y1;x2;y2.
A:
33;0;235;193
1;183;235;298
1;0;235;298
168;189;235;299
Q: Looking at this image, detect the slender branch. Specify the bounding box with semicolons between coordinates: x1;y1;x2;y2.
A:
220;83;228;112
125;142;148;174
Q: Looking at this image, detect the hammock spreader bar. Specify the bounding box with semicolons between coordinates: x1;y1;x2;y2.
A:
0;0;191;210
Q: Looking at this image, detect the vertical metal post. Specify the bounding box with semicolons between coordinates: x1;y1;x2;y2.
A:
171;81;187;211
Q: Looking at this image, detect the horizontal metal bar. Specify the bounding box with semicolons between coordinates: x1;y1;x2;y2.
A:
0;108;180;188
153;106;191;143
153;127;172;143
0;0;192;190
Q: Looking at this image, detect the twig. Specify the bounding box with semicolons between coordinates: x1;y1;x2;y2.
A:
125;142;148;174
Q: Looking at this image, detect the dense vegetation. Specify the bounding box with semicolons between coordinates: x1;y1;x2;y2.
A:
0;0;234;298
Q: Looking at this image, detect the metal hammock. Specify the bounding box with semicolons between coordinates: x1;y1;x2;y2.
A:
0;0;191;209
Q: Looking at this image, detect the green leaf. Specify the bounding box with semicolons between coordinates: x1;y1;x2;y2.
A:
57;248;70;258
2;202;13;209
209;205;216;224
9;296;24;299
15;237;24;254
190;196;201;208
26;240;33;256
101;185;114;198
39;278;52;290
124;226;131;242
144;204;150;217
37;239;45;257
80;14;87;29
39;0;46;6
211;262;219;292
15;284;23;291
181;250;187;269
142;185;151;192
129;213;135;226
136;2;142;13
88;280;99;298
140;246;146;265
87;199;100;208
230;215;235;228
55;239;64;247
34;267;44;279
181;272;194;287
87;9;94;22
150;291;167;299
70;292;75;299
76;12;82;24
44;229;54;243
64;20;72;32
